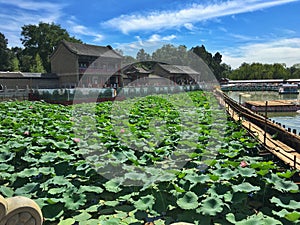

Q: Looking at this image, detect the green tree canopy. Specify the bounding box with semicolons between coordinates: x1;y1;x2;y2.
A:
192;45;227;80
229;63;290;80
21;22;81;72
0;32;10;71
136;48;151;61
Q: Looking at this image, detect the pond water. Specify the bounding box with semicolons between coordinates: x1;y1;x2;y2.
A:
225;91;300;134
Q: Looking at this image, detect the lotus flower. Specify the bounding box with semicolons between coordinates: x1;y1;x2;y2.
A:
240;161;248;168
73;137;80;143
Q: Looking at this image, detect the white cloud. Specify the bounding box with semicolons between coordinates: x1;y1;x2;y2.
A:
0;0;65;11
222;38;300;68
0;0;65;47
115;34;177;55
184;23;196;31
104;0;299;33
67;20;104;43
147;34;176;42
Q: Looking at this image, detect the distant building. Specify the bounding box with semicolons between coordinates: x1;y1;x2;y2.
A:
50;40;123;88
1;42;203;90
153;63;199;85
121;64;152;86
0;71;58;89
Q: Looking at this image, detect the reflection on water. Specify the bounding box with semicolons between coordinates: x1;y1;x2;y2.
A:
225;91;300;134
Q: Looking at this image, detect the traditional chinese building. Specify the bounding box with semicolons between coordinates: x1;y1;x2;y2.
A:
153;63;199;85
50;40;122;88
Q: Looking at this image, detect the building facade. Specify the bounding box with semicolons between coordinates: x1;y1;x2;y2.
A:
50;40;123;88
0;72;58;89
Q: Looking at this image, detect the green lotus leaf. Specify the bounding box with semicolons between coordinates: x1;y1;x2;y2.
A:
56;151;75;161
14;182;39;195
177;191;199;210
197;196;223;216
63;192;87;210
53;141;69;149
124;172;147;182
272;209;290;218
9;141;27;152
99;218;121;225
58;218;76;225
73;211;92;221
261;217;283;225
223;191;233;203
37;137;53;146
273;209;300;222
46;198;64;204
21;155;38;163
39;167;55;175
103;178;123;193
172;183;185;193
79;185;104;194
0;163;14;172
232;182;260;193
39;152;57;163
17;168;40;178
276;170;296;179
285;211;300;222
213;167;237;180
184;174;210;184
134;194;155;210
78;219;100;225
270;196;300;209
226;213;236;223
104;200;119;207
238;167;257;178
227;212;283;225
0;151;14;162
48;187;66;195
0;186;14;197
47;176;72;187
112;151;128;162
274;179;299;193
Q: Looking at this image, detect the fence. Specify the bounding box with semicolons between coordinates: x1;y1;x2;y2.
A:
27;85;205;104
217;89;300;152
0;88;29;100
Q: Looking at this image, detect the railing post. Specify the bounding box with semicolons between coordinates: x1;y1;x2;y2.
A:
264;101;268;144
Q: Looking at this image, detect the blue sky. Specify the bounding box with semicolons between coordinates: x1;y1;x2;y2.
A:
0;0;299;68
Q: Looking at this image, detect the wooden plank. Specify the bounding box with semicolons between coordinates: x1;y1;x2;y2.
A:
226;105;300;170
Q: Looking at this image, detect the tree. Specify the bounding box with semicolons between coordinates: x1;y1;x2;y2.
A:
9;56;20;71
228;63;291;80
21;22;81;72
136;49;151;61
0;32;10;71
122;55;136;66
30;53;45;73
192;45;228;80
152;44;189;65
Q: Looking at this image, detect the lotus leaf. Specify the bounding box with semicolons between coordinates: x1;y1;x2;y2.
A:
232;182;260;193
134;194;155;210
177;191;199;210
198;196;223;216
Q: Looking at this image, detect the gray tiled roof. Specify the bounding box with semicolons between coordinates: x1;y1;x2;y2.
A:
63;40;122;58
0;71;23;78
0;72;58;79
158;64;199;75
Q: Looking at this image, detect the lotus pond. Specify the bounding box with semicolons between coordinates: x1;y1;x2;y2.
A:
0;90;299;225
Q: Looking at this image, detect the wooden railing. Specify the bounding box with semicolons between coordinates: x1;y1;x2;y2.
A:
0;89;29;100
215;89;300;170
